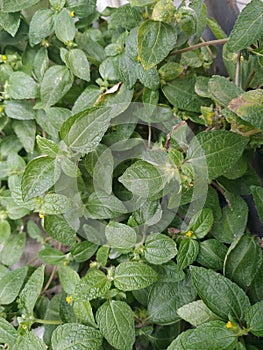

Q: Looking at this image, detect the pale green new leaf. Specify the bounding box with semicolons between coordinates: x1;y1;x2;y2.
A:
105;221;137;249
36;135;59;158
114;261;158;291
8;72;38;100
0;266;28;305
138;20;177;69
0;233;26;266
51;323;103;350
5;100;35;120
29;9;54;46
0;317;17;346
58;266;80;295
44;215;76;246
2;0;40;12
55;8;76;44
13;120;36;153
96;300;135;350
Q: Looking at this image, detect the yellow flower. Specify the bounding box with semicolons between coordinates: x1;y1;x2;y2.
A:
1;55;7;61
66;296;73;304
63;260;69;266
185;230;192;237
226;321;233;329
0;105;3;114
39;212;45;219
70;11;75;17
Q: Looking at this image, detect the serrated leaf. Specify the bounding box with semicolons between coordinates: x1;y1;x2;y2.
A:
189;208;214;239
44;215;76;246
8;72;38;100
21;156;60;201
138;20;177;70
65;48;90;82
187;130;248;180
73;269;111;302
40;65;74;108
114;261;158;291
16;332;47;350
51;323;103;350
19;265;45;314
29;9;54;46
190;266;250;321
245;300;263;337
0;266;28;304
58;266;80;295
226;0;263;53
0;317;17;346
177;300;220;327
177;239;199;270
167;321;238;350
144;233;177;265
105;222;137;249
96;300;135;350
60;107;111;153
54;8;75;44
224;233;263;289
2;0;40;12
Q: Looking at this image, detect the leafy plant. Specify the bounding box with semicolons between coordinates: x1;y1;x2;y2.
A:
0;0;262;349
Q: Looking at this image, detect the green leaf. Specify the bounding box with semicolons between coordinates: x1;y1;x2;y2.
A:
208;75;242;107
136;64;160;90
245;300;263;337
128;0;155;6
138;20;177;69
51;323;103;350
70;241;98;263
40;65;74;107
61;107;111;153
27;220;43;243
5;100;35;121
0;266;28;304
41;193;73;215
86;192;127;220
187;130;248;180
0;317;17;346
72;85;101;114
2;0;40;12
250;185;263;222
119;160;167;199
73;269;111;302
16;332;47;350
114;261;158;291
196;239;227;271
105;222;137;249
96;300;135;350
224;233;263;289
177;239;199;270
189;208;214;239
158;62;184;81
228;90;263;130
177;300;219;327
66;0;97;18
0;11;20;36
12;120;36;153
147;273;197;325
190;266;250;321
8;72;38;99
36;135;59;158
33;47;49;81
65;48;90;82
167;320;238;350
144;233;177;265
55;8;76;44
38;246;66;265
162;76;210;113
116;53;138;89
21;156;60;201
226;0;263;53
73;300;97;328
44;215;76;246
0;233;26;266
0;220;11;244
19;265;45;314
108;4;141;30
29;9;54;46
58;265;80;295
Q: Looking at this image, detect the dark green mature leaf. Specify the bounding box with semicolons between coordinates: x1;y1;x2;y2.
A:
245;301;263;337
0;317;17;346
228;90;263;130
19;265;45;314
58;265;80;295
105;222;137;249
147;273;197;325
40;65;74;107
250;185;263;221
189;208;214;239
65;48;90;81
2;0;40;12
144;233;177;265
38;246;66;265
61;107;111;154
114;261;158;291
16;332;47;350
51;323;103;350
167;321;238;350
177;300;219;327
96;300;135;350
8;72;38;99
196;239;227;271
177;239;199;270
29;9;54;46
21;156;60;201
138;20;177;70
0;11;20;36
116;53;138;89
187;130;248;180
44;215;76;246
86;192;127;219
70;241;98;263
190;266;250;321
73;269;111;301
0;266;28;304
224;234;263;289
208;75;242;107
162;76;210;113
226;0;263;53
55;8;75;44
67;0;97;18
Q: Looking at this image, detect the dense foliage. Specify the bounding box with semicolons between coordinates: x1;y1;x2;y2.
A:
0;0;263;349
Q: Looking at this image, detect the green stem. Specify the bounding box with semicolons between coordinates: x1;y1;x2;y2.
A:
170;38;229;55
34;318;63;325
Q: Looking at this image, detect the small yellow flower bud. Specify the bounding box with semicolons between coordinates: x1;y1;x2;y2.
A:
66;296;73;304
63;260;69;266
186;230;192;237
1;55;7;61
39;212;45;219
0;105;3;114
70;11;75;17
226;321;233;329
